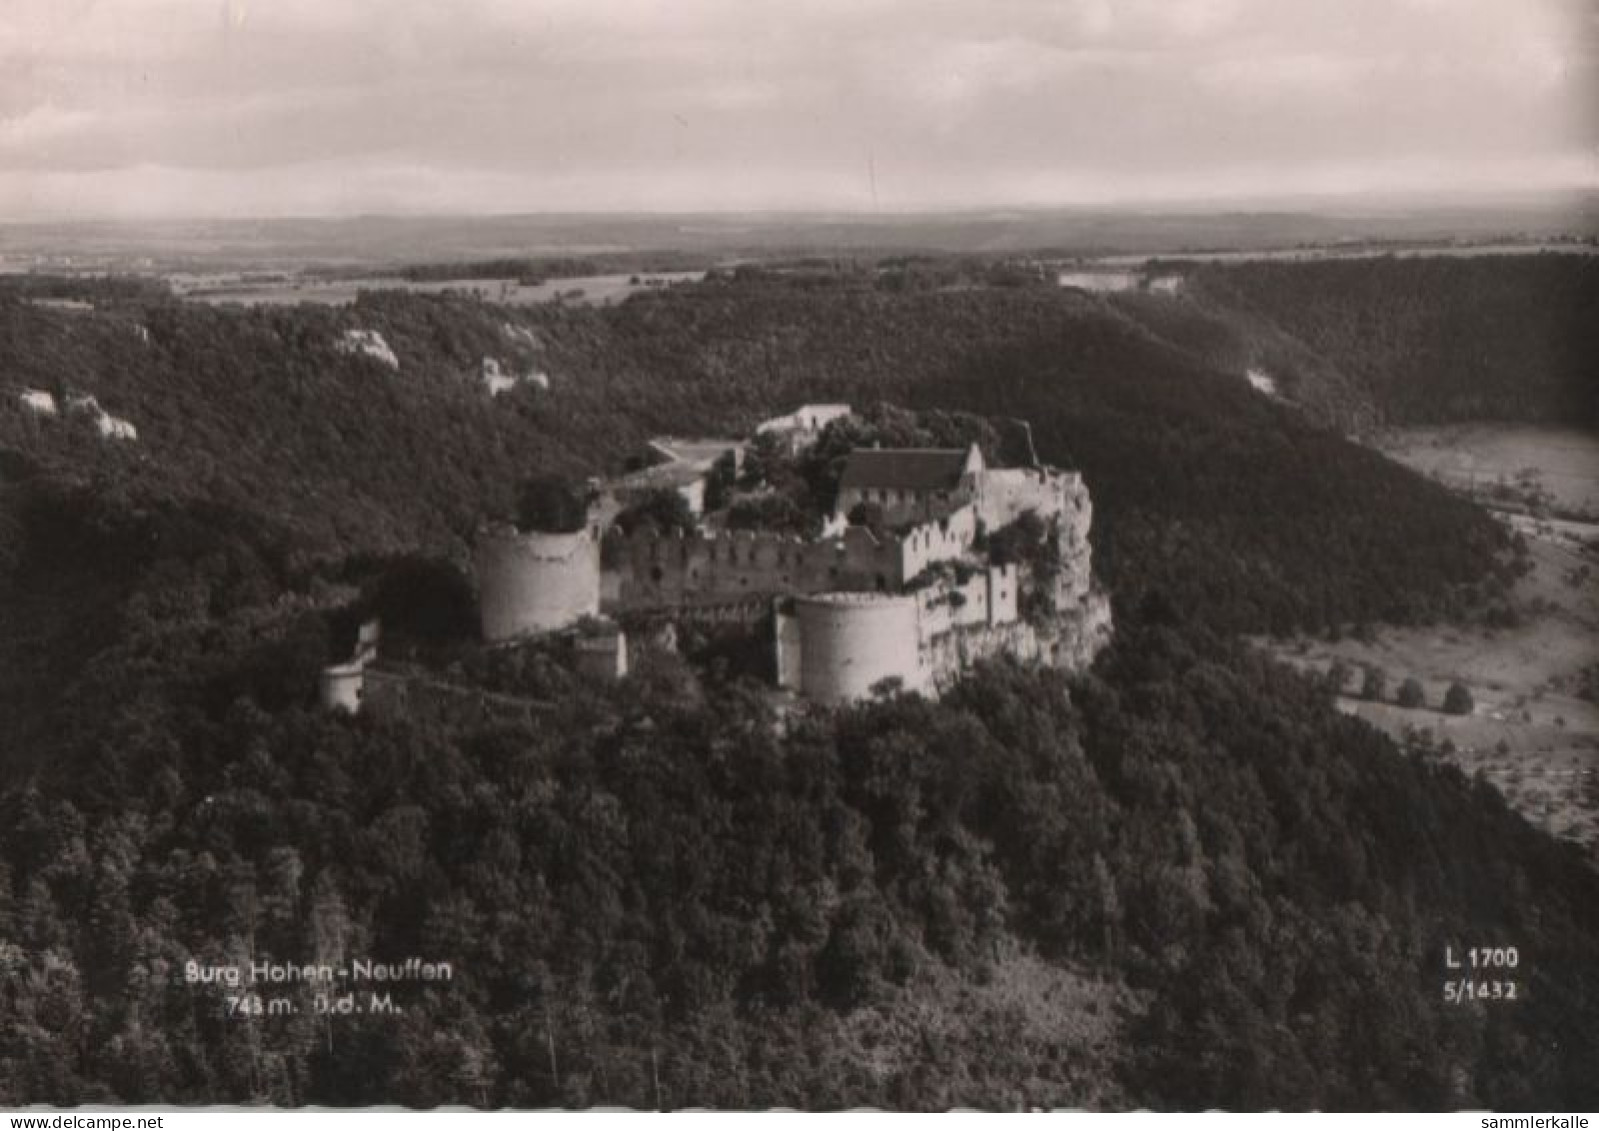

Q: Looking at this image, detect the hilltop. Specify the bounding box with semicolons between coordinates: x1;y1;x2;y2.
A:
5;256;1548;623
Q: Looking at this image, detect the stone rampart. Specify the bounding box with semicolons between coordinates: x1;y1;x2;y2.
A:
602;525;905;611
601;504;985;614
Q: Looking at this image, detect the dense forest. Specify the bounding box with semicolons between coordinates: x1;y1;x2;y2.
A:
0;260;1535;627
0;256;1595;1108
5;622;1597;1108
1118;254;1599;430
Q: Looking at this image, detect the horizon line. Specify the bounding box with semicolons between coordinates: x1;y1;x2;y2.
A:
3;185;1596;229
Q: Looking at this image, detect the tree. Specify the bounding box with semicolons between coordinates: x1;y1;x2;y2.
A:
868;675;905;699
364;556;478;644
1324;659;1352;696
702;451;738;513
737;431;792;491
613;489;695;537
816;897;894;1006
726;492;814;537
517;476;589;534
1360;666;1387;702
1443;682;1475;716
845;500;886;533
1397;678;1426;709
987;510;1047;568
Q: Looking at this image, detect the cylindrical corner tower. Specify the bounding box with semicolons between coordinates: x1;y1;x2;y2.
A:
319;662;365;714
795;592;925;705
475;525;600;642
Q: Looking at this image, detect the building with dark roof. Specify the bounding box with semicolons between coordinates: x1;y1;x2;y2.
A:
836;442;985;526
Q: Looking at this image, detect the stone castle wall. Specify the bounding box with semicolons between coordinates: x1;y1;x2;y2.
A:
625;594;773;629
974;467;1082;529
600;506;979;614
776;577;1110;706
470;448;1107;703
923;620;1050;692
922;586;1112;697
577;469;1084;623
602;526;896;610
972;468;1095;605
912;563;1019;638
898;505;979;581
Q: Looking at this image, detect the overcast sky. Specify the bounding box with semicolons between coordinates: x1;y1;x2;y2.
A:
1;0;1594;218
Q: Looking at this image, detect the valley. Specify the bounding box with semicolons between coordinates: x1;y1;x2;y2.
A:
1375;424;1599;520
1263;425;1599;856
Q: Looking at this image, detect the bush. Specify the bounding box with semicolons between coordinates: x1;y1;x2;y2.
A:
846;500;886;532
987;510;1047;568
1443;681;1475;716
613;489;696;536
363;555;480;645
1397;678;1426;709
1360;666;1387;702
727;492;816;537
516;475;589;534
703;450;739;512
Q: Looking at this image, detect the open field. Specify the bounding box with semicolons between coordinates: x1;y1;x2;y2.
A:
1098;242;1596;267
176;269;706;308
1262;429;1599;857
1375;424;1599;519
2;200;1592;276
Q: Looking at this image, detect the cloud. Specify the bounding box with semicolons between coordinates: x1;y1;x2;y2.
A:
0;0;1591;217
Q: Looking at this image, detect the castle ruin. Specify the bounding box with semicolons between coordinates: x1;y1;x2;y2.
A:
473;404;1112;703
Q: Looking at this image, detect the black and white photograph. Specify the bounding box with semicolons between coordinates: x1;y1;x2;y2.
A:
0;0;1596;1114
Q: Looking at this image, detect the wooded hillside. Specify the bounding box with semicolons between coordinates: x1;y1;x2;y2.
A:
0;259;1593;1108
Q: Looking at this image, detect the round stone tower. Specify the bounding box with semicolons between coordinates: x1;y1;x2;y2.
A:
795;592;926;705
318;661;365;714
475;523;600;642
